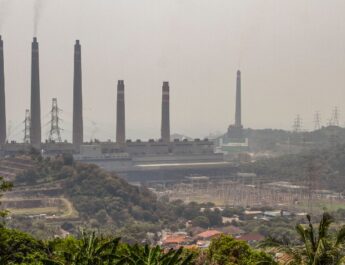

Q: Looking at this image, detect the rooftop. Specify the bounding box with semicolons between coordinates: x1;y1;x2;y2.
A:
162;235;190;245
196;229;222;239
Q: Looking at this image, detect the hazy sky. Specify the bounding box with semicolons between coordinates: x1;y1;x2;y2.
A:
1;0;345;142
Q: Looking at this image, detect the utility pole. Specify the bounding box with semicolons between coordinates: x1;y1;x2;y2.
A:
23;109;30;143
48;98;62;142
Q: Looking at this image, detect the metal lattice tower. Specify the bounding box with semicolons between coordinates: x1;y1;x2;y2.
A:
48;98;62;142
314;112;321;131
293;114;302;132
23;109;30;143
332;107;340;127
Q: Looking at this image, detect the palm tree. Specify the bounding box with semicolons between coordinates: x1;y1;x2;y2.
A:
47;231;121;265
121;244;193;265
260;212;345;265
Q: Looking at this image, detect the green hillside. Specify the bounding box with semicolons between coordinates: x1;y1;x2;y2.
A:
241;143;345;192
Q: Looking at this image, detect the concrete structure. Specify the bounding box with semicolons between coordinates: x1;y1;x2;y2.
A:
161;82;170;143
116;80;125;145
73;40;83;147
235;70;242;128
0;42;224;169
0;36;6;145
227;70;244;141
30;37;41;146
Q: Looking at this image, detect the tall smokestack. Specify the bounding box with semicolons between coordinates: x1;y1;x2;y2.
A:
73;40;83;147
0;36;6;145
30;37;41;146
161;81;170;143
116;80;125;145
235;70;242;127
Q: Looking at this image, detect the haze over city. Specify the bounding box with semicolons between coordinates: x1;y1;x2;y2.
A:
1;0;345;141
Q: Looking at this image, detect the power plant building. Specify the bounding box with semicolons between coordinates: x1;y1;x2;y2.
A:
0;39;222;167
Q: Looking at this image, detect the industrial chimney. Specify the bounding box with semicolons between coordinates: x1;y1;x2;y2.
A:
227;70;243;140
30;37;41;146
235;70;242;128
116;80;125;145
73;40;83;148
0;36;6;145
161;81;170;143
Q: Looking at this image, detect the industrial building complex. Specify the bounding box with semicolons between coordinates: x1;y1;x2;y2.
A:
0;37;246;177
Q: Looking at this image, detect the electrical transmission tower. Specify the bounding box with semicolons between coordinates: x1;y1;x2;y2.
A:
314;112;321;131
293;114;302;132
48;98;63;142
332;107;340;127
23;109;30;143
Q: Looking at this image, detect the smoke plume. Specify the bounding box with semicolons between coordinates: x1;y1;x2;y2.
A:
0;0;11;32
33;0;44;36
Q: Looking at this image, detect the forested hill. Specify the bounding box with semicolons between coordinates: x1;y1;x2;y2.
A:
13;154;171;234
217;126;345;152
9;154;225;242
241;144;345;192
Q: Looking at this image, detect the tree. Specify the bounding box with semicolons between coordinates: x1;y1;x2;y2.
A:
192;216;210;228
121;244;193;265
49;231;121;265
0;226;49;265
62;153;74;166
261;212;345;265
0;176;12;219
204;209;223;227
208;234;276;265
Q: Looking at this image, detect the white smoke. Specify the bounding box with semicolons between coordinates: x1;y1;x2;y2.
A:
0;0;11;32
33;0;44;36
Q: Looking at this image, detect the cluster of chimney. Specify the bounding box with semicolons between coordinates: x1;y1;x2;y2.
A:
0;37;172;147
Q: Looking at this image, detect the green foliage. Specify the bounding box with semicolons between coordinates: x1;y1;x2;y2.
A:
48;231;121;265
0;175;12;219
260;212;345;265
0;226;48;265
208;235;276;265
0;228;194;265
204;209;223;227
192;216;210;228
241;144;345;192
5;213;345;265
121;244;193;265
13;157;231;239
222;207;244;218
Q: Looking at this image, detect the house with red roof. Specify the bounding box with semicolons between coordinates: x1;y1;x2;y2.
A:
161;234;191;248
195;229;222;240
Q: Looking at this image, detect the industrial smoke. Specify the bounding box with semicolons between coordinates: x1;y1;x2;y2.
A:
33;0;44;35
0;0;11;31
